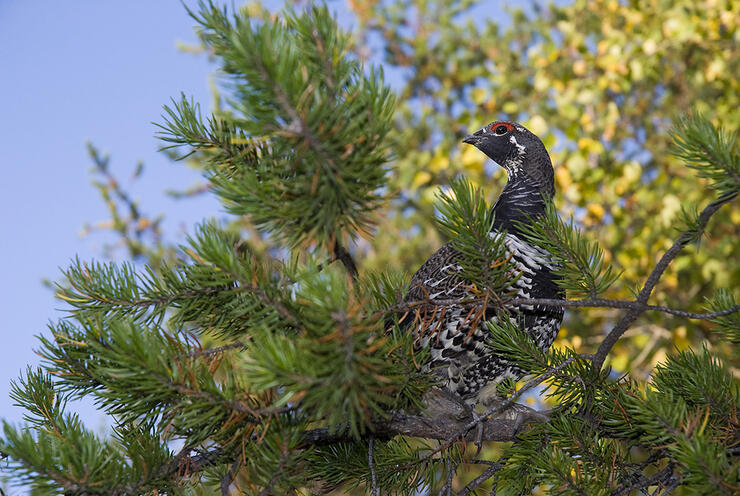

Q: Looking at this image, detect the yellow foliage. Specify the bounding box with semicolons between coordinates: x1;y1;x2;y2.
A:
572;59;587;76
622;161;641;184
705;57;725;82
428;154;449;173
611;352;628;372
577;137;603;154
731;207;740;224
502;101;518;114
587;203;605;221
412;171;432;188
579;111;592;128
672;326;690;351
527;115;548;136
470;87;486;105
659;195;681;227
651;348;667;368
460;146;484;174
642;38;658;55
565;154;589;179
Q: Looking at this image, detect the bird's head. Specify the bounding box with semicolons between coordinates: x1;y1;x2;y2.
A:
463;121;554;197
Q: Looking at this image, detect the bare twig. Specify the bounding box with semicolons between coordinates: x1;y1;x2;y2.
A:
391;297;740;321
458;462;503;496
660;477;682;496
333;239;359;281
611;463;674;496
368;437;379;496
490;469;500;496
446;459;460;496
186;341;245;359
152;447;225;490
220;458;241;496
592;193;736;371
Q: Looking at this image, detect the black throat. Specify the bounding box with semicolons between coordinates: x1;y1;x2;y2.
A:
491;174;549;234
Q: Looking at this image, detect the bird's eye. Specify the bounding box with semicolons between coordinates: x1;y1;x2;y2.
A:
493;125;509;136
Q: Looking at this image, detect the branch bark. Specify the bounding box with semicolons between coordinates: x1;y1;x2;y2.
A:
125;408;536;493
332;239;359;280
298;410;532;448
457;461;504;496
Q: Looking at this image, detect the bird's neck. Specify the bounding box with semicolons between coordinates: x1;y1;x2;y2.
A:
491;174;550;233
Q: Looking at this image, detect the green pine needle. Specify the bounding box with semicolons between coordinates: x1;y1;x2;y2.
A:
703;289;740;345
515;202;620;298
158;2;396;252
671;110;740;199
435;178;513;293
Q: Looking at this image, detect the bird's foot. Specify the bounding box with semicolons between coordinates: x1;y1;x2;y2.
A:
423;388;486;454
422;387;474;420
477;393;550;434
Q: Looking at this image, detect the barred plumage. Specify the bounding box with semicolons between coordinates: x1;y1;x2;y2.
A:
402;121;564;404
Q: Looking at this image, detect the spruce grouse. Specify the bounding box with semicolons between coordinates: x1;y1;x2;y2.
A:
402;121;563;406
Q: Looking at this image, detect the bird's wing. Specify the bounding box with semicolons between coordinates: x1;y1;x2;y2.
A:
403;242;472;304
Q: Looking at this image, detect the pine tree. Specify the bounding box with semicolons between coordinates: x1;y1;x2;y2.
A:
2;2;738;495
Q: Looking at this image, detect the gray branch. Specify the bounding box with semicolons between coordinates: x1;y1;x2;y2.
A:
393;296;740;321
592;192;736;371
298;409;534;448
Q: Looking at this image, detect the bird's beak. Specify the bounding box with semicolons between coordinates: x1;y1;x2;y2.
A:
462;129;483;145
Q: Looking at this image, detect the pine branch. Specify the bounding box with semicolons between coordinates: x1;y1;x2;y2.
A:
36;318;280;445
82;409;535;493
158;94;252;160
59;224;303;337
184;341;246;359
671;111;740;198
106;446;228;496
167;3;395;251
703;289;740;344
439;457;459;496
1;370;185;496
119;351;591;491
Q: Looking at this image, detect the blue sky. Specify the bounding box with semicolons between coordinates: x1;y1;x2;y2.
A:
0;1;225;430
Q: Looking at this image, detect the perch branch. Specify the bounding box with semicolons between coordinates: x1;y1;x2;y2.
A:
592;192;736;370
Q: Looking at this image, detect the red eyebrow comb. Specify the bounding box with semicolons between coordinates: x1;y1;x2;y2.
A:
488;121;514;131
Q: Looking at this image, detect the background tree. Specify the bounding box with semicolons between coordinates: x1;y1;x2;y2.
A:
1;1;738;495
348;0;740;375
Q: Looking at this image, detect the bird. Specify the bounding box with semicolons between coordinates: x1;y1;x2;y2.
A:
400;120;564;409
